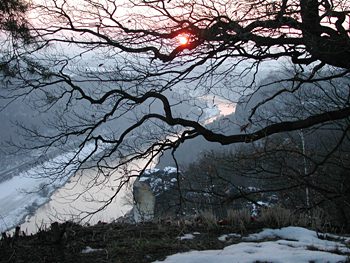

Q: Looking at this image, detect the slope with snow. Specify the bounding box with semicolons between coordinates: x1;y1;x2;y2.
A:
155;227;350;263
0;143;102;233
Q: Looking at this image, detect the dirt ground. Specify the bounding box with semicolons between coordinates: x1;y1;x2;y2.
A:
1;221;265;263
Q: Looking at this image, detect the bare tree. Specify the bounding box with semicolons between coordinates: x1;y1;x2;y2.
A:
0;0;350;217
0;0;30;37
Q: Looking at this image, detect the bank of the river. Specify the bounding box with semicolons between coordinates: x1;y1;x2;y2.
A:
0;95;235;234
1;221;349;263
0;221;241;263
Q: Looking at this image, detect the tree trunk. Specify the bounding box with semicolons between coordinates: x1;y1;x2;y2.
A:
299;0;350;69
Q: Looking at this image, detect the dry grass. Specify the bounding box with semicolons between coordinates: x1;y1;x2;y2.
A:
0;222;233;263
198;210;218;228
256;206;339;233
258;205;296;228
227;208;251;233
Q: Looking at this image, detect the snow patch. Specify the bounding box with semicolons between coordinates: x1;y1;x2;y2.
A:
81;246;104;254
218;233;241;242
155;227;350;263
163;167;177;174
243;226;350;253
178;234;195;240
143;168;160;175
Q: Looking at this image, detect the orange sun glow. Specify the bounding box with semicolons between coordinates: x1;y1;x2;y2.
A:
177;35;189;45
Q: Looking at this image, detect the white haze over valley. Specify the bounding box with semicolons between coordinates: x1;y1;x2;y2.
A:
0;87;233;233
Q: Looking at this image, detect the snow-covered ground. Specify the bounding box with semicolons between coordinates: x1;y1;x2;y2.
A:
0;171;66;233
155;227;350;263
0;143;102;233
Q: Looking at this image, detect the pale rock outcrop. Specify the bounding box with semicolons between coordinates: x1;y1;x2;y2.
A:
132;167;179;222
133;180;156;222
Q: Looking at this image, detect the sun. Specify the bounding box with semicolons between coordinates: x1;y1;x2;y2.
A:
177;34;189;45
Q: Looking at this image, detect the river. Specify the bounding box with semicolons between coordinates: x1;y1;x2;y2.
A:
1;96;235;234
18;158;153;234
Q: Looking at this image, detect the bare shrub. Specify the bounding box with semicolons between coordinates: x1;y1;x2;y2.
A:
295;208;338;233
227;208;251;233
258;206;296;228
198;210;217;228
227;209;251;225
310;208;328;231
